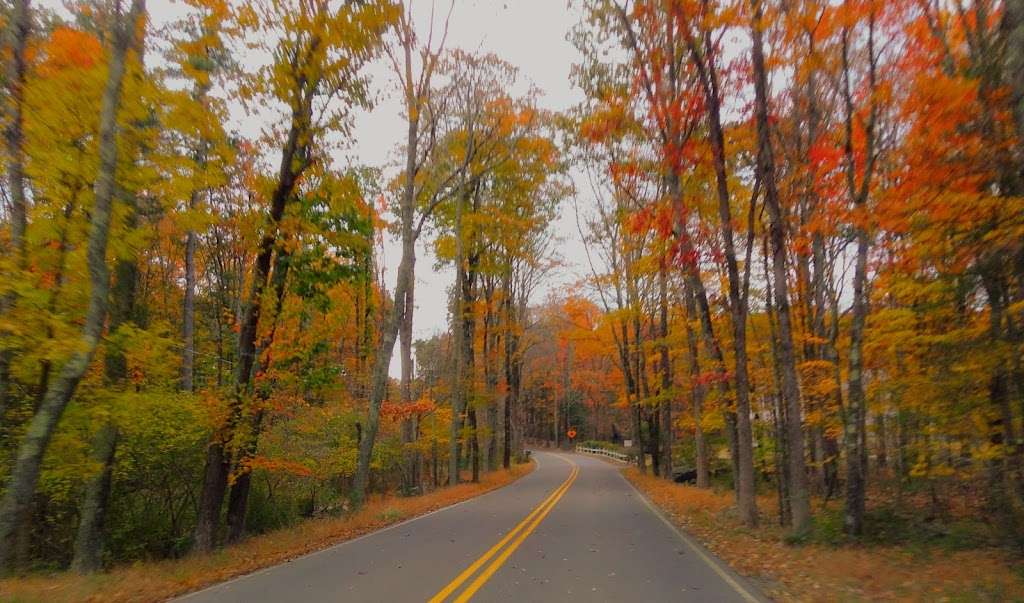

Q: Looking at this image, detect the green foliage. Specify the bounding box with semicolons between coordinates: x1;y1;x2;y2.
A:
803;503;998;553
288;175;374;312
579;439;624;453
379;507;402;522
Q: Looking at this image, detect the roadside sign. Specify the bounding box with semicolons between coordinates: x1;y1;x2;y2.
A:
567;428;577;439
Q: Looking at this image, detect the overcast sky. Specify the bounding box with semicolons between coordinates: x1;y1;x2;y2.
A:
347;1;590;376
40;0;593;377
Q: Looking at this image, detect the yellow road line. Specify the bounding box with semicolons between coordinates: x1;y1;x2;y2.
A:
451;465;578;602
429;457;577;603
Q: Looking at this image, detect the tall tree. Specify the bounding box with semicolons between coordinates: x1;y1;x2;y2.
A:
749;0;811;534
352;0;450;504
0;0;31;425
0;0;146;572
840;0;881;536
386;0;451;495
177;0;230;393
194;0;394;548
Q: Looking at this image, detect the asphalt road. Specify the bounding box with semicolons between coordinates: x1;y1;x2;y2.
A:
178;451;764;602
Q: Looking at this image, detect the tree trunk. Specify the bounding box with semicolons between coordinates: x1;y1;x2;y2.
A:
225;245;292;543
765;253;792;525
1003;0;1024;148
71;423;118;573
401;257;417;493
193;443;229;552
845;228;869;536
840;12;879;536
0;0;31;425
464;203;482;482
502;275;515;469
353;229;413;504
658;260;673;480
358;7;447;501
0;1;144;571
483;284;499;471
73;183;144;571
982;274;1024;525
225;410;263;544
689;47;758;525
449;187;467;486
502;272;521;469
396;21;422;490
182;226;197;392
682;286;709;488
750;0;811;535
194;81;309;551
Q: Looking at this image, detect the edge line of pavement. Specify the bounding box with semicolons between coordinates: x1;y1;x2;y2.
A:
614;464;768;603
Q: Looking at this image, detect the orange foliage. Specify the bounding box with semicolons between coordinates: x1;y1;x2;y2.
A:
381;396;437;422
625;470;1024;602
38;27;102;73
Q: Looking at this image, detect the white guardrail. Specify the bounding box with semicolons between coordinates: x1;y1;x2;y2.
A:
575;445;631;463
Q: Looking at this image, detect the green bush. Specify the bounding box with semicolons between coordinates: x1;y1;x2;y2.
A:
578;440;626;453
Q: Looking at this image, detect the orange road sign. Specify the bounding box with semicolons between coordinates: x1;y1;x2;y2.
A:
567;428;577;439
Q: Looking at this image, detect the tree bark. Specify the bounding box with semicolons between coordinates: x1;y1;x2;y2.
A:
750;0;811;535
1003;0;1024;148
840;11;879;536
352;233;413;503
682;285;709;488
0;0;31;425
845;227;869;535
180;79;211;394
483;282;499;471
182;225;197;392
225;244;292;543
448;186;468;486
658;260;673;480
465;266;480;482
193;69;311;551
73;179;144;570
354;9;448;501
0;0;144;571
684;36;758;525
764;249;792;525
502;269;519;468
400;260;417;493
71;423;118;573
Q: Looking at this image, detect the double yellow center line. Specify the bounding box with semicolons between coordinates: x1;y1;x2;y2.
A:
428;459;579;603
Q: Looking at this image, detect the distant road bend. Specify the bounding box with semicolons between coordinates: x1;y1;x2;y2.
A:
179;451;765;602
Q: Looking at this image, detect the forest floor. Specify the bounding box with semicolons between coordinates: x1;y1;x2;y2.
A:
625;468;1024;602
0;461;534;603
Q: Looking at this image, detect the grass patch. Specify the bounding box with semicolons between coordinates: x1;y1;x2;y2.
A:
624;468;1024;602
0;462;533;603
378;507;402;523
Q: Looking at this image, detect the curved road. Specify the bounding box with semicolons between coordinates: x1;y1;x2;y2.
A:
178;451;764;602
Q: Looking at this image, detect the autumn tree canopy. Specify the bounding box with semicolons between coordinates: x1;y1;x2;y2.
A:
0;0;1022;580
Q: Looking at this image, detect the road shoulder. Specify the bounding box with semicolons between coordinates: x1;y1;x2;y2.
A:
0;462;536;603
617;466;769;603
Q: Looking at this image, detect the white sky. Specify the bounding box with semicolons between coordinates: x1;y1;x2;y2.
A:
355;1;589;377
40;0;593;378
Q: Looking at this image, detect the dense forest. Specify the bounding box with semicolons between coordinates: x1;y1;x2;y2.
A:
542;0;1024;546
0;0;1022;585
0;0;565;572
